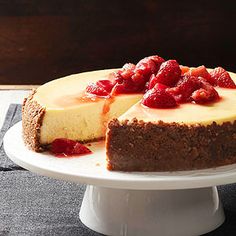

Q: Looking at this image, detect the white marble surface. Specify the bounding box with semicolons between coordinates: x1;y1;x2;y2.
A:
0;90;29;128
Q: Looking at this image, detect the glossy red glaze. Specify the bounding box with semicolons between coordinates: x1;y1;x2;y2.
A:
51;138;92;157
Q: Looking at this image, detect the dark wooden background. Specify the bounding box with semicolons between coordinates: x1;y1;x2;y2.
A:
0;0;235;85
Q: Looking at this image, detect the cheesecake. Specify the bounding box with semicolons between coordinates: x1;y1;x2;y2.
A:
22;69;142;151
22;54;236;172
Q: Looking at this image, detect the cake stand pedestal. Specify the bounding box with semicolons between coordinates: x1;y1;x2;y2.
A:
80;186;224;236
5;122;236;236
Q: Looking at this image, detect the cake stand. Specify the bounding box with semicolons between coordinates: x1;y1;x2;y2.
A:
4;122;236;236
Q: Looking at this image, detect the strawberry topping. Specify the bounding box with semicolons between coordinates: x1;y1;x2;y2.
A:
180;65;190;75
188;66;215;85
96;80;115;93
86;83;110;97
148;74;159;89
86;79;115;97
142;88;177;109
191;87;220;104
167;75;200;103
51;138;92;157
136;55;165;78
152;60;181;87
153;83;169;90
84;54;235;109
112;80;144;95
210;67;236;88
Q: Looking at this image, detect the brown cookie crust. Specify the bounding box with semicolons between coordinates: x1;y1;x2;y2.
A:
22;90;46;152
106;118;236;171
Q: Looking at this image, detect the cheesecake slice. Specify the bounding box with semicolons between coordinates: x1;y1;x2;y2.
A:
22;69;142;151
106;72;236;171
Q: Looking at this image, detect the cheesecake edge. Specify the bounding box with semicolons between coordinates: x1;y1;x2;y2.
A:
106;118;236;171
22;89;46;152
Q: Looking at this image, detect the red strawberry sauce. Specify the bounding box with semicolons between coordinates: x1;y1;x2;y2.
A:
51;138;92;157
85;55;235;109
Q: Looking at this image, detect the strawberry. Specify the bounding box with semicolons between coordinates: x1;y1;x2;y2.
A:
120;68;134;80
136;59;156;76
122;63;136;71
86;82;110;96
110;55;165;94
97;80;115;93
112;78;144;95
153;83;169;90
180;65;190;75
191;87;219;104
112;72;123;84
51;138;92;157
154;60;181;86
148;55;165;67
210;67;236;88
142;88;177;108
112;61;148;94
136;55;165;78
188;66;215;85
167;75;200;103
148;74;159;89
111;83;126;95
131;71;145;85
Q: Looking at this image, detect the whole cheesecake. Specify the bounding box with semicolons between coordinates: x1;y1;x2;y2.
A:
22;54;236;172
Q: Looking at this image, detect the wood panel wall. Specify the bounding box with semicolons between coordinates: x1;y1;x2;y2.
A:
0;0;235;84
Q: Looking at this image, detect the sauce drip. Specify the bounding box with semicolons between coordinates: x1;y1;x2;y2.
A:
53;91;105;108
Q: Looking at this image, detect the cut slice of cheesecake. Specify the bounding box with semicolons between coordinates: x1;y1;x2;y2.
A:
106;73;236;171
22;69;142;151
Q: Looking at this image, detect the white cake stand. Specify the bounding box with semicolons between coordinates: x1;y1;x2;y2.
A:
4;122;236;236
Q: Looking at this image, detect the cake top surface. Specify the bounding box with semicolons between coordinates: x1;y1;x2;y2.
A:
33;69;139;109
119;72;236;125
32;53;236;125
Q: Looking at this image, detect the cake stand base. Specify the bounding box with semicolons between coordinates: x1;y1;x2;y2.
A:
80;185;224;236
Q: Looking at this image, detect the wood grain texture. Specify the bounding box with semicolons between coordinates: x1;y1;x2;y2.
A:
0;0;235;84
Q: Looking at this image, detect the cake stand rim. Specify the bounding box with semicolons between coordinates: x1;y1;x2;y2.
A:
4;121;236;190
